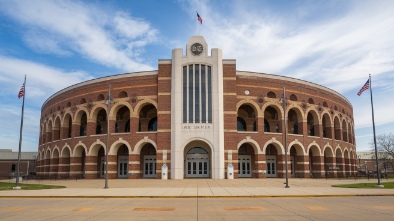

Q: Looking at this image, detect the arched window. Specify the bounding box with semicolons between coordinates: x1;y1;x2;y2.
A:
267;91;276;98
118;91;128;98
187;147;208;154
237;117;246;131
290;94;297;101
97;94;105;101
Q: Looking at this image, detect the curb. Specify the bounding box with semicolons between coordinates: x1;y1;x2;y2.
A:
1;194;394;199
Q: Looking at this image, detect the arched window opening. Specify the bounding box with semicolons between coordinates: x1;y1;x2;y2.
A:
139;104;157;132
264;106;279;133
115;106;131;133
267;91;276;98
237;104;257;132
187;147;208;154
118;91;128;98
290;94;297;101
97;94;105;101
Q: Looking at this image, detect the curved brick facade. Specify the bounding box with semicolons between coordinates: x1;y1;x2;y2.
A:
37;36;356;179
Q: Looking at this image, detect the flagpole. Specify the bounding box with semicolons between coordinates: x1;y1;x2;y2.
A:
15;75;26;189
369;74;383;187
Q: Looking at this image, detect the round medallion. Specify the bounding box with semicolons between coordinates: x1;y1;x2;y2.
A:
244;90;250;95
190;43;204;56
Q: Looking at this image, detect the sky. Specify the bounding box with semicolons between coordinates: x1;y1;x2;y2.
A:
0;0;393;153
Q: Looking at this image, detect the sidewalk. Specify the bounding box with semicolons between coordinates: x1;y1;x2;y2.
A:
1;178;394;198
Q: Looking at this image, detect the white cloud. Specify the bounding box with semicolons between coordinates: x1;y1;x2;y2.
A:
0;55;93;102
23;31;72;56
187;0;394;94
0;0;158;72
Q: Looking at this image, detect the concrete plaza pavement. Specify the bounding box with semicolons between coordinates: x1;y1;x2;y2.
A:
1;178;394;198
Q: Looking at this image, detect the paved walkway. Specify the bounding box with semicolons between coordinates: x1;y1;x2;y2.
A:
1;178;394;198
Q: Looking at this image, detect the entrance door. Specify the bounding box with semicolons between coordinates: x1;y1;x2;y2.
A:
118;156;128;178
143;155;156;178
266;156;276;177
238;155;252;178
100;157;104;178
185;154;209;178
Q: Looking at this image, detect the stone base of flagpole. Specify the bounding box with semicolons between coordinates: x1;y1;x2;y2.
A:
376;185;384;188
13;186;21;190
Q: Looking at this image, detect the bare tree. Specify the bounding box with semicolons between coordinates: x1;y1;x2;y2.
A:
371;133;394;172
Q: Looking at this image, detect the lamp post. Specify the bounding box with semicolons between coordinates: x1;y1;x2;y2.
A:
104;85;113;189
280;86;289;188
358;155;361;173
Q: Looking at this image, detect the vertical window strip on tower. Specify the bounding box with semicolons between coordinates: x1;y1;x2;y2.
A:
201;65;206;123
207;66;212;123
195;64;200;123
183;64;212;124
183;66;187;123
188;65;194;123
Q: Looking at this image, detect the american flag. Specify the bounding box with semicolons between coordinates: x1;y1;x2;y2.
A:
197;12;202;24
18;84;24;99
357;79;369;96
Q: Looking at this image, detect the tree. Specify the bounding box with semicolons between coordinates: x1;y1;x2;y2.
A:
370;133;394;172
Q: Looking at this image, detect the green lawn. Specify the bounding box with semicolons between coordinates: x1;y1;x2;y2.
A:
332;182;394;189
0;182;66;191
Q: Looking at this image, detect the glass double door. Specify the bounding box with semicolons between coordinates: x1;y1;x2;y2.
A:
118;156;128;178
238;155;252;177
266;156;276;177
143;155;156;178
185;154;209;178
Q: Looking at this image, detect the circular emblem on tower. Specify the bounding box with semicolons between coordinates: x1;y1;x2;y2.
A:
190;43;203;56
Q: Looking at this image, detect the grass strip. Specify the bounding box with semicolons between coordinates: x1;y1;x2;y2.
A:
0;182;66;191
332;182;394;189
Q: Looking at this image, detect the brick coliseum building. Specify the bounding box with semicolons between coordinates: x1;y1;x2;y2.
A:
37;36;356;180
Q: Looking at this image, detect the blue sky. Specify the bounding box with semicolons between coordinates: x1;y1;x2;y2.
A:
0;0;393;152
